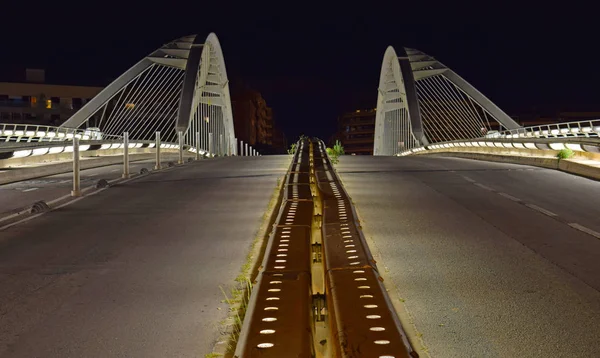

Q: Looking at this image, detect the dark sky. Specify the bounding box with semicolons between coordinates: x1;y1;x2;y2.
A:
1;3;598;141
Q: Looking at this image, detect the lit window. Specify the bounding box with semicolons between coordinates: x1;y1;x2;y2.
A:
31;97;37;105
125;103;135;109
46;100;52;109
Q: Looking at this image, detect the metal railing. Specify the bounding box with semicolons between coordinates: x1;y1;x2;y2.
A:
397;136;600;157
0;123;121;143
494;119;600;139
397;120;600;157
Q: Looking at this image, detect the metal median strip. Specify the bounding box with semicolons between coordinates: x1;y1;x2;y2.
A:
235;139;416;357
235;139;315;357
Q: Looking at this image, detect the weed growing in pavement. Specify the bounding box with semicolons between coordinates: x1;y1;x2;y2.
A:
557;148;574;159
204;353;223;358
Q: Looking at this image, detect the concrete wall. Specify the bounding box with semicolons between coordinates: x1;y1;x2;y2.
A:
0;148;181;185
418;147;600;181
0;148;179;169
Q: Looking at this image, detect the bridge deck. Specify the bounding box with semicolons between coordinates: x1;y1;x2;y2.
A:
0;156;289;357
337;155;600;357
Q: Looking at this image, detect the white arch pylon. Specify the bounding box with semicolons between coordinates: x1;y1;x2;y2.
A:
61;33;235;153
374;45;521;156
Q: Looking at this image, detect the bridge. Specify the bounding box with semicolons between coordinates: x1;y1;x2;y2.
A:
1;34;599;358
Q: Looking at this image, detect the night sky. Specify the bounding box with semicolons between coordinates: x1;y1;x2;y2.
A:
1;3;597;141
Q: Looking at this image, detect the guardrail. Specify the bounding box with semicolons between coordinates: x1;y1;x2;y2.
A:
399;134;600;157
235;138;416;357
0;123;119;143
0;139;185;159
493;119;600;139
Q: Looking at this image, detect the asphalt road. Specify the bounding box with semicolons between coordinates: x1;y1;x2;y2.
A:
0;155;290;357
0;154;183;217
336;155;600;358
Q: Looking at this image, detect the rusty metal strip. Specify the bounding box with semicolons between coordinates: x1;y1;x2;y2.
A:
238;271;313;357
285;184;313;201
235;139;315;357
286;172;311;184
326;268;414;358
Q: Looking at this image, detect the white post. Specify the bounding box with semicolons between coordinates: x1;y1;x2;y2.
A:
245;143;248;157
178;131;184;164
71;137;81;197
208;132;213;156
155;131;161;170
234;138;238;156
195;131;200;160
219;134;223;156
123;132;130;178
240;140;244;157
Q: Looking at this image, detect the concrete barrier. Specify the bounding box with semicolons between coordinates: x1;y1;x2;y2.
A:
0;147;178;168
418;149;600;181
0;150;180;185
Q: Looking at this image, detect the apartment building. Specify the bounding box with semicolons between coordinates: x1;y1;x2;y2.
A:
0;69;103;126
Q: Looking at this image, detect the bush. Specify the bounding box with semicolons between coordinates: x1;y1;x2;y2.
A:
287;143;297;155
557;148;574;159
326;141;344;165
333;140;345;156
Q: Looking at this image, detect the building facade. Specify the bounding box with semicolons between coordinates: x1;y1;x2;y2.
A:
0;69;103;127
231;84;287;154
334;109;376;155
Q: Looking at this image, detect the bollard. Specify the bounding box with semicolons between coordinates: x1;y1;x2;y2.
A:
245;143;248;157
219;134;223;156
240;140;244;157
71;137;82;197
208;133;214;157
178;131;184;164
155;131;161;170
122;132;130;178
195;131;200;160
234;137;238;156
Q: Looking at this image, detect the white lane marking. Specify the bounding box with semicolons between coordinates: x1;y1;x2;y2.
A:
474;183;494;191
59;180;70;184
22;188;39;192
111;169;119;172
498;192;521;202
568;223;600;240
525;203;557;217
87;174;97;177
462;176;476;183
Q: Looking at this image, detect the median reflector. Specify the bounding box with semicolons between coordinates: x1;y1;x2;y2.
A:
30;201;50;213
96;179;109;189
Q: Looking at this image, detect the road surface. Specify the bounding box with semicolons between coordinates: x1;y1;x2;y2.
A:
0;154;185;217
337;155;600;358
0;155;289;357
